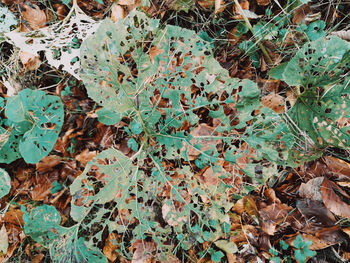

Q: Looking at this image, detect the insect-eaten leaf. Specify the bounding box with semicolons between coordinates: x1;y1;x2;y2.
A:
0;89;64;164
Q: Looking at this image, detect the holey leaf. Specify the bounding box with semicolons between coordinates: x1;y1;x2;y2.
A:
80;10;293;166
53;10;295;262
23;205;106;263
270;36;350;150
0;89;64;164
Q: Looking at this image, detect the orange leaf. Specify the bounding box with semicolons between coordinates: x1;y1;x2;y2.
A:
261;93;285;114
321;178;350;218
19;51;41;71
20;3;47;30
111;3;125;22
149;46;164;64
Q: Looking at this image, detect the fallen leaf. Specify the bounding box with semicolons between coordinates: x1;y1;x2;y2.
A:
118;0;135;5
149;46;164;65
259;203;293;235
75;149;97;166
323;156;350;179
257;0;270;6
214;0;225;14
296;199;335;228
292;4;312;25
331;30;350;41
197;0;215;9
131;240;156;263
31;175;53;201
111;3;125;22
20;3;47;30
261;93;285;114
0;225;8;255
162;202;187;227
299;228;342;250
298;177;323;201
321;178;350;218
202;167;221;187
3;207;24;226
103;233;118;262
186;123;220;160
19;51;41;71
36;155;62;173
53;4;67;21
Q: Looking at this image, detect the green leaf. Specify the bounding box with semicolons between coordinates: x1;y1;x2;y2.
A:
23;205;107;263
294;235;304;249
305;20;325;41
127;138;138;151
214;240;238;254
294;249;307;263
280;240;289;250
0;168;11;199
269;36;350;154
130;120;143;135
0;89;64;164
280;36;350;87
211;250;225;262
268;62;288;80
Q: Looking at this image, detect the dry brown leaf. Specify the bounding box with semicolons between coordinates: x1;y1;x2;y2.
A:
261;93;285;114
2;207;24;226
300;228;342;250
162;202;187;227
292;4;312;25
103;233;118;262
296;199;335;229
323;156;350;179
259;203;293;235
20;3;47;30
149;46;164;65
75;149;97;166
53;4;67;21
36;155;62;173
111;3;125;22
257;0;270;6
131;240;156;263
214;0;225;14
321;178;350;218
186;123;220;160
257;78;280;92
31;175;53;201
298;177;323;201
118;0;135;5
197;0;215;9
202;167;221;187
19;51;41;71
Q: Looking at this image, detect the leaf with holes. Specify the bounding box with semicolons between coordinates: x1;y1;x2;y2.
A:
23;205;107;263
0;6;17;42
0;89;64;164
24;10;295;261
271;37;350;149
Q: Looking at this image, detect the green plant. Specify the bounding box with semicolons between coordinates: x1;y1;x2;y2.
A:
22;10;295;262
269;36;350;156
294;235;316;263
0;168;10;199
269;236;316;263
0;89;64;163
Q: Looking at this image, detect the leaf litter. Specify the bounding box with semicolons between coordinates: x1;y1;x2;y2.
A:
0;0;350;262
